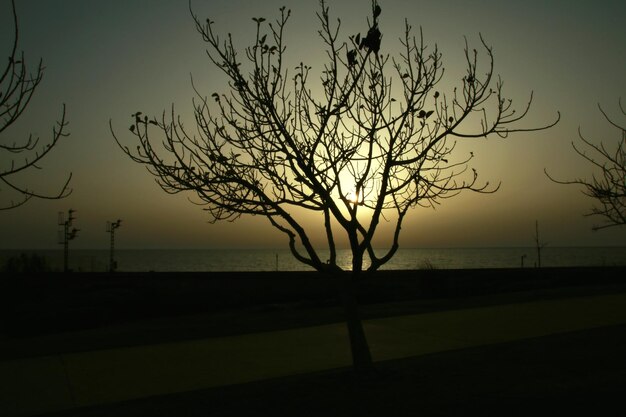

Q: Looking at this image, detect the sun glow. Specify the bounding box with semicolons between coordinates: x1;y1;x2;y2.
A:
335;167;378;211
345;189;364;206
345;189;365;206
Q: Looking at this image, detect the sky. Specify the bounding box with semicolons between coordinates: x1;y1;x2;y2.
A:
1;0;625;251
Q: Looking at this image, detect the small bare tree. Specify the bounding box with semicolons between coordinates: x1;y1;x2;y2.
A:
0;0;71;210
113;1;558;372
546;101;625;230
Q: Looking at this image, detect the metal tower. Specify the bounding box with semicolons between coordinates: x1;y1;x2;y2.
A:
106;219;122;272
58;209;79;272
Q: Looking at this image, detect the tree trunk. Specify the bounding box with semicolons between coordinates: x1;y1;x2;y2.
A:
341;272;375;374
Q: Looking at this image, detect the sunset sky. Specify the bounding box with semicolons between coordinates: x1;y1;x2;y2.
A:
1;0;625;250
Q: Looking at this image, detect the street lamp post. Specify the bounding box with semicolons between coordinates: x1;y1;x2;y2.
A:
106;219;122;272
58;209;79;272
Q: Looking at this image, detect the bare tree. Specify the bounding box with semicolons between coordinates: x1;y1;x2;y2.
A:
0;0;71;210
112;1;558;372
546;101;625;230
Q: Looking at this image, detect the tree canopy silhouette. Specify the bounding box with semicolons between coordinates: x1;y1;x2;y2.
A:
546;101;625;230
113;1;558;372
0;0;71;210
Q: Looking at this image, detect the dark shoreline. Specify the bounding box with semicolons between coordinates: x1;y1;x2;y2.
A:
2;267;625;342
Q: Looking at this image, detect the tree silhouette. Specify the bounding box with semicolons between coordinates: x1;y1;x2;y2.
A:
546;101;625;230
113;1;558;372
0;0;71;210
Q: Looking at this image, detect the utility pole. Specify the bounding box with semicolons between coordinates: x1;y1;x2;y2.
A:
58;209;79;272
533;220;547;268
106;219;122;272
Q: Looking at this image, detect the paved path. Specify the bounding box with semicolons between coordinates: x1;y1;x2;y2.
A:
2;292;626;417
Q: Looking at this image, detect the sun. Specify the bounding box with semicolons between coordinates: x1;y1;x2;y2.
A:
346;189;364;206
336;167;375;209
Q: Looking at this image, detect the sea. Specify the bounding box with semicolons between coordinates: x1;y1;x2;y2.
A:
1;247;625;273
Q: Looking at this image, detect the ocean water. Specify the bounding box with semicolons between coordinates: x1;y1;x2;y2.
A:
1;247;625;272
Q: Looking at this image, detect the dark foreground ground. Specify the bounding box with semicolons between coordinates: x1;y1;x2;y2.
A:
41;324;626;417
2;267;626;416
